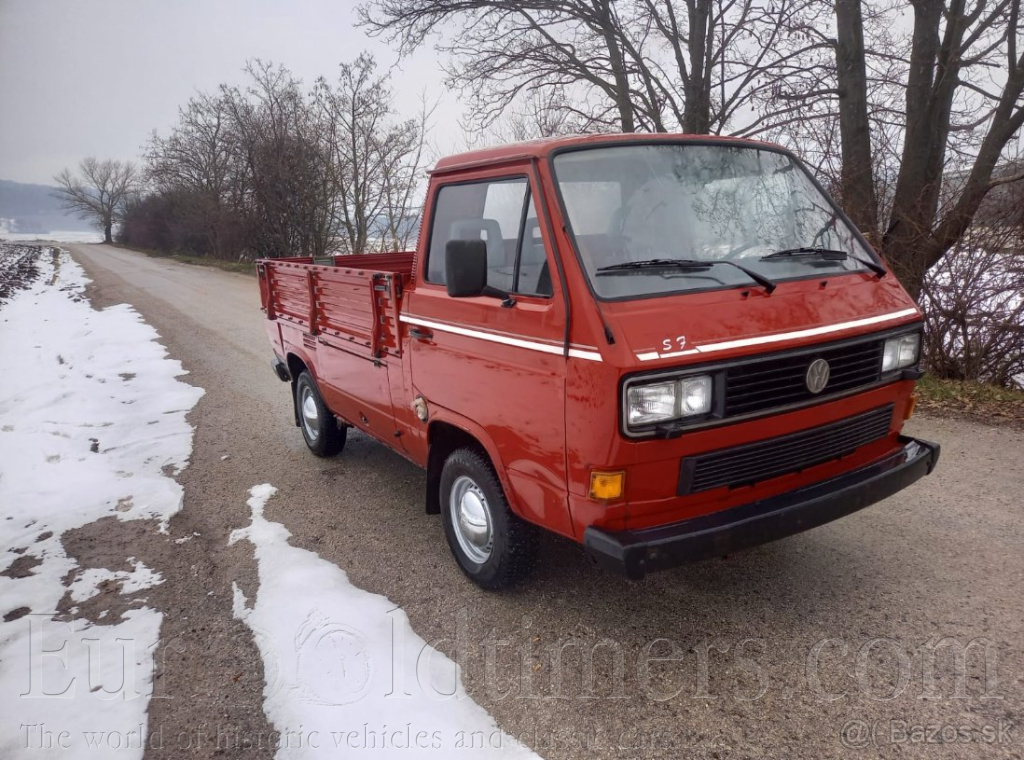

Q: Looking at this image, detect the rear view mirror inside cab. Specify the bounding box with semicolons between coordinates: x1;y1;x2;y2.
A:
445;239;488;298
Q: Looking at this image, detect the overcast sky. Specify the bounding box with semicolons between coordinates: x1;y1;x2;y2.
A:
0;0;460;185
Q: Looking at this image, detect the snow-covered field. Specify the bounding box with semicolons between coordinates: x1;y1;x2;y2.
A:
0;246;203;758
0;231;103;244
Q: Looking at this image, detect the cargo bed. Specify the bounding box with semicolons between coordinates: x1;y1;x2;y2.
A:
257;252;413;360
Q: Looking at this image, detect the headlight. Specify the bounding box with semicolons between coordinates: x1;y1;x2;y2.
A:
627;381;677;426
882;332;920;373
680;375;713;415
626;374;713;427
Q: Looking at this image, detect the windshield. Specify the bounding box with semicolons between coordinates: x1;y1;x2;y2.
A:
552;144;878;299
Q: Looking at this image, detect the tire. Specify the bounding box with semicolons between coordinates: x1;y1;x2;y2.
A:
294;370;346;457
440;448;537;589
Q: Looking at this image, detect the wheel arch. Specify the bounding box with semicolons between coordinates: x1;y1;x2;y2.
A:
425;417;516;518
286;351;310;383
285;352;312;427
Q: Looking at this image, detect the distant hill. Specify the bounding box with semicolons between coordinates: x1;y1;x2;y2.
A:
0;179;93;234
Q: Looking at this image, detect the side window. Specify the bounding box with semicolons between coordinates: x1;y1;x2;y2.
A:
480;181;526;292
426;178;553;297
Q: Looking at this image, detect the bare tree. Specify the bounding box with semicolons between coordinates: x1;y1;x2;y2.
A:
219;60;331;258
358;0;823;137
884;0;1024;299
833;0;878;236
144;93;247;259
920;179;1024;388
313;53;431;254
484;89;595;144
756;0;1024;298
378;96;434;251
53;157;138;244
133;55;431;260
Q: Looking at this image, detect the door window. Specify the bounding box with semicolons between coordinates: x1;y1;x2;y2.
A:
425;178;552;297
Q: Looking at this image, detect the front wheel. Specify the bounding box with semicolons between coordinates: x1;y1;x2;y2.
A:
440;448;536;589
295;370;346;457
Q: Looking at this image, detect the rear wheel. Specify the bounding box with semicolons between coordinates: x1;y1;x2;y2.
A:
295;370;346;457
440;448;536;589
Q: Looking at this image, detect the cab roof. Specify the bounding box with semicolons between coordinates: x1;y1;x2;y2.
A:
431;132;780;175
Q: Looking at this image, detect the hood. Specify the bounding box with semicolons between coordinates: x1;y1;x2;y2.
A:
598;273;921;369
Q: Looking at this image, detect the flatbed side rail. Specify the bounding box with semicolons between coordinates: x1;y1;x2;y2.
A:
258;254;411;361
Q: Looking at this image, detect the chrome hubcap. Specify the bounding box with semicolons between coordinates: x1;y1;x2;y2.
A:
449;475;493;563
300;387;319;441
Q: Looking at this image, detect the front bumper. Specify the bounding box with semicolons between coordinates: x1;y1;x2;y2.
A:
584;435;940;579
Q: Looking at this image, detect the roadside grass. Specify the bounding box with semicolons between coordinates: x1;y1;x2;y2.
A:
916;373;1024;425
163;253;256;275
115;244;256;275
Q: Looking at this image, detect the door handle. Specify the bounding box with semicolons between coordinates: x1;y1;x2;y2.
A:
409;327;433;341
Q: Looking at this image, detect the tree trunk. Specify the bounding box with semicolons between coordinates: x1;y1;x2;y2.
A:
597;1;636;133
834;0;878;238
881;0;959;300
104;222;113;244
682;0;713;134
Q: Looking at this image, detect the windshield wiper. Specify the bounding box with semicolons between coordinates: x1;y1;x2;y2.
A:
761;247;887;278
596;258;776;293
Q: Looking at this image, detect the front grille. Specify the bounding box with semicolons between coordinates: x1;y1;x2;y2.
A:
723;338;884;417
678;405;894;494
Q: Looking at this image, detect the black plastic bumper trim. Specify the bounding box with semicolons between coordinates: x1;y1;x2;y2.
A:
584;435;940;580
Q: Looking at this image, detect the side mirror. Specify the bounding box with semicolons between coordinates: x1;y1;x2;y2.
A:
445;239;487;298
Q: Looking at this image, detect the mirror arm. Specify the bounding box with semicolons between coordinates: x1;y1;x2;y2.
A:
482;285;517;307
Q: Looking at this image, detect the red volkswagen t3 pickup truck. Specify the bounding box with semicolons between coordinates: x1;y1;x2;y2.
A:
258;134;940;589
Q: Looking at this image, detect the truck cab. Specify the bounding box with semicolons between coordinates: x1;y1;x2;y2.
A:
258;134;939;589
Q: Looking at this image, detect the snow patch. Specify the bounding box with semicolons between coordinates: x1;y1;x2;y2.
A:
0;248;203;759
230;484;542;759
68;559;164;603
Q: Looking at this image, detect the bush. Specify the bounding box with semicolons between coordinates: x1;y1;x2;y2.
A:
919;230;1024;390
118;190;250;261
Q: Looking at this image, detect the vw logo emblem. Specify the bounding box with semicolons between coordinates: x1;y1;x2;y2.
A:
805;358;830;394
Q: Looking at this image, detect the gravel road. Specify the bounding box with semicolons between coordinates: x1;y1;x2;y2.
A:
66;243;1023;759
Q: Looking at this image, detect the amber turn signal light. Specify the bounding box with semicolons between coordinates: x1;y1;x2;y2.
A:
905;392;919;420
589;470;625;501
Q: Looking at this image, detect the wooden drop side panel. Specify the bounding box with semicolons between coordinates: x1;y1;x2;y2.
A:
261;255;412;446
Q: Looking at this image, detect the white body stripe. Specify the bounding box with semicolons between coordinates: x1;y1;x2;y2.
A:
635;308;920;362
400;314;604;361
401;307;920;365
